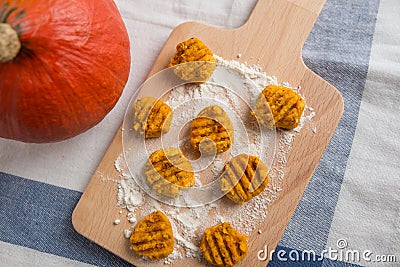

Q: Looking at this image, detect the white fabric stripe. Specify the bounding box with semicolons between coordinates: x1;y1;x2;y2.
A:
0;241;95;267
325;0;400;266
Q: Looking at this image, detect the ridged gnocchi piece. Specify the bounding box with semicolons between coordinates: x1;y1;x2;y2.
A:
168;37;215;82
133;97;172;138
129;210;174;260
252;85;305;130
145;147;194;198
220;154;269;205
190;105;234;155
200;222;248;267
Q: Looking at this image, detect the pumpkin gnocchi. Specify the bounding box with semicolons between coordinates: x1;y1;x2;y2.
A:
168;37;215;82
133;97;173;138
252;85;305;130
200;222;248;267
190;105;234;155
145;147;195;198
220;154;269;205
129;210;174;260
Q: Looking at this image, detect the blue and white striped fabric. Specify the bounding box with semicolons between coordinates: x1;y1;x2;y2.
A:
1;0;399;266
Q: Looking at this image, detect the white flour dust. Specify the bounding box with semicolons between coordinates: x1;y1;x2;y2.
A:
112;55;316;265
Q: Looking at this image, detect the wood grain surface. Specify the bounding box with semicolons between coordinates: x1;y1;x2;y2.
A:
72;0;344;266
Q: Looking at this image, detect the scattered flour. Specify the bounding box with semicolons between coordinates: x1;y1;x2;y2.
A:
114;55;316;265
123;229;132;239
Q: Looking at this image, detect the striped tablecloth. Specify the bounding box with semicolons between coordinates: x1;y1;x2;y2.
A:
1;0;399;266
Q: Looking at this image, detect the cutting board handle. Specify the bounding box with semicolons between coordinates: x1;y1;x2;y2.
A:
240;0;326;57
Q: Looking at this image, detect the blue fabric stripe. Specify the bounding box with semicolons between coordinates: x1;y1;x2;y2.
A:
268;245;322;267
279;0;381;252
268;245;364;267
0;172;133;267
321;258;364;267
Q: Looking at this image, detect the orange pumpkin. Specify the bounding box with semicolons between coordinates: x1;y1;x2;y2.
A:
0;0;130;143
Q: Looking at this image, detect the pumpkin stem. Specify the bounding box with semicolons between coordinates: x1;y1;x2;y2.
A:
0;23;21;63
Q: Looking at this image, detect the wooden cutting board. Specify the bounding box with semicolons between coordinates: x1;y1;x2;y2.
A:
72;0;344;266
